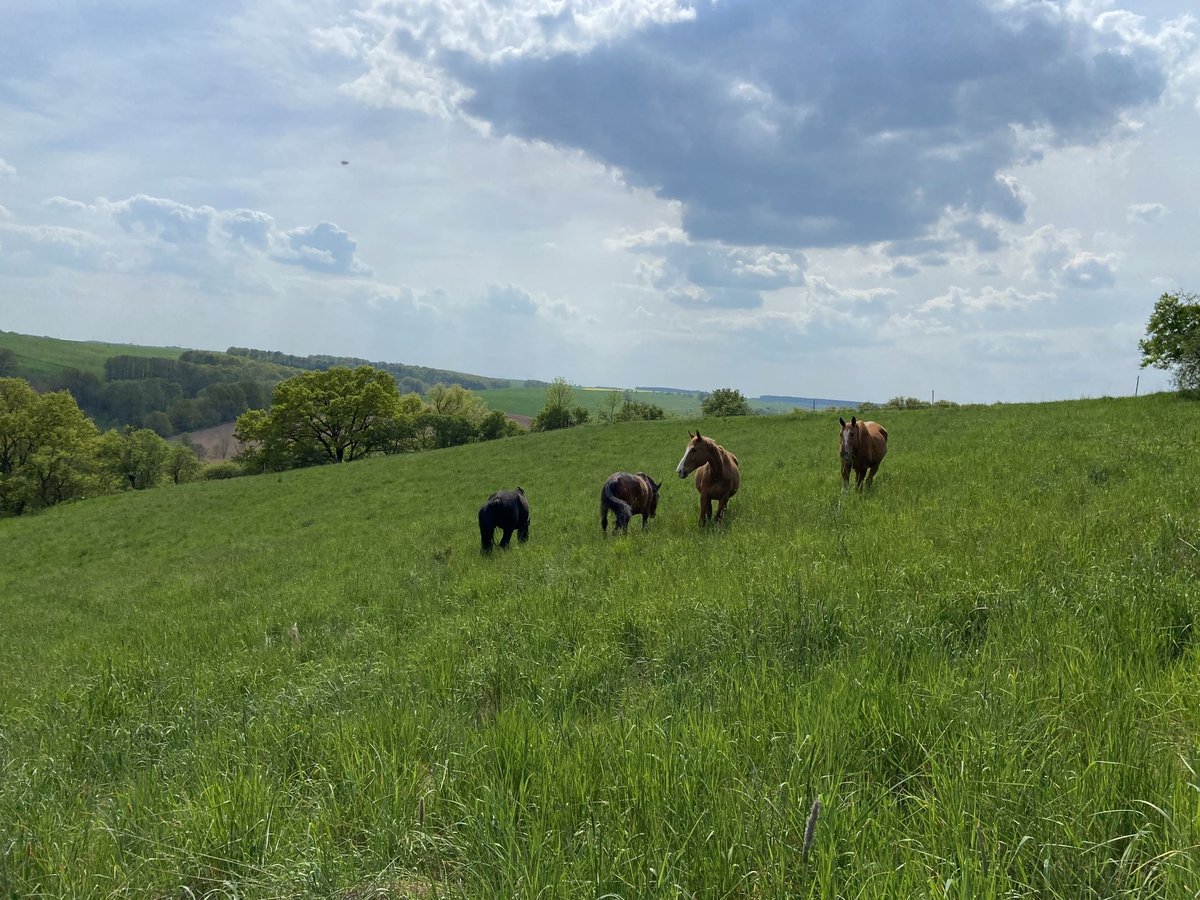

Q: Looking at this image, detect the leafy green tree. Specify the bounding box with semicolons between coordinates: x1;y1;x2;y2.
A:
0;378;99;516
96;427;172;490
616;399;666;421
415;411;478;449
426;383;491;423
234;366;404;469
478;409;523;440
1140;291;1200;392
600;390;622;424
701;388;752;417
531;377;589;431
166;442;203;484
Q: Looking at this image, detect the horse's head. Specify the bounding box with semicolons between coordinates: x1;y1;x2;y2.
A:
639;473;663;518
839;416;859;462
676;430;709;479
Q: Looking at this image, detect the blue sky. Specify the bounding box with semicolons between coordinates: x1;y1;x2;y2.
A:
2;0;1198;402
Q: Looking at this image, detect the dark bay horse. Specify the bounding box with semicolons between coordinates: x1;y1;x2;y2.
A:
839;416;888;491
675;430;740;525
479;487;530;552
600;472;662;533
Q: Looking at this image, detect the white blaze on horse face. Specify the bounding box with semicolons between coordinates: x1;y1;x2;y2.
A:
840;425;853;461
676;445;693;478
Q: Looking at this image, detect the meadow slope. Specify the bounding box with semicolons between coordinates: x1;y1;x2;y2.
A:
2;395;1199;898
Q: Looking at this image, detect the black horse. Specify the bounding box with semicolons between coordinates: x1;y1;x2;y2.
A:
479;487;530;553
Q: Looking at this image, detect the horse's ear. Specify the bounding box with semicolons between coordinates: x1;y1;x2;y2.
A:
696;429;703;439
851;416;857;426
839;417;846;427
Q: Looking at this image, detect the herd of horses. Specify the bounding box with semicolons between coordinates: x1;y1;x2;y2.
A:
479;417;888;552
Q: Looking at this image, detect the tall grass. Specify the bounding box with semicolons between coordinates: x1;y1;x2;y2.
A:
2;394;1198;897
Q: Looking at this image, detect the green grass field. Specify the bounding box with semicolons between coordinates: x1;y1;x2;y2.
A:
0;331;188;381
2;394;1199;897
478;386;817;418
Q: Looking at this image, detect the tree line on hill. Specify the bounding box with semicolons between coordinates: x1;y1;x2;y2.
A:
45;350;295;436
0;377;204;518
225;347;510;393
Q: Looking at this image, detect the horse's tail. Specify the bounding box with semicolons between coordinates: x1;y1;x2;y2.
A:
478;506;494;553
601;479;633;532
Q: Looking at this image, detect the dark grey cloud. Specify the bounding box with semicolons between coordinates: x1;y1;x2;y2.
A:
447;1;1171;249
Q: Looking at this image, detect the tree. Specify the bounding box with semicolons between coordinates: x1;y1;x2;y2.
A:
0;347;17;377
0;378;99;516
166;441;204;484
600;390;622;424
96;427;172;490
234;366;405;469
426;383;491;423
531;376;589;431
478;409;523;440
1140;291;1200;392
616;399;666;422
701;388;752;417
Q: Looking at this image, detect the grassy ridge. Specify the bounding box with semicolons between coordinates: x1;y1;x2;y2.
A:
0;331;188;380
2;395;1199;897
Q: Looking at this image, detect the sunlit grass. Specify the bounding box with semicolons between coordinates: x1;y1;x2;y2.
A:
2;394;1199;897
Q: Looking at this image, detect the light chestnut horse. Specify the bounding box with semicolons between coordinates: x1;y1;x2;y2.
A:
839;416;888;491
675;430;740;525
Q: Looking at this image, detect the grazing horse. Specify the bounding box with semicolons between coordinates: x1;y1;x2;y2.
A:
478;487;530;553
839;416;888;491
675;430;740;525
600;472;662;533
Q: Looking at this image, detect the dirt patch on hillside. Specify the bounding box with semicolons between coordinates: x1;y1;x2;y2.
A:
174;422;242;461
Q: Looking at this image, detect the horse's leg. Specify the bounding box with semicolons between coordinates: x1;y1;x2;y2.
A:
715;495;729;523
601;503;609;533
480;524;493;553
855;467;866;492
518;518;529;543
641;512;649;529
841;462;851;492
865;464;878;489
700;494;712;526
499;526;513;548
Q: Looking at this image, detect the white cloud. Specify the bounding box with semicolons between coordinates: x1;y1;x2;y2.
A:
271;222;372;276
0;158;16;181
1127;201;1168;223
1024;225;1118;289
618;225;806;309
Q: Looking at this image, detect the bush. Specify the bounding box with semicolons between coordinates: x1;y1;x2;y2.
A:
701;388;752;417
203;462;245;480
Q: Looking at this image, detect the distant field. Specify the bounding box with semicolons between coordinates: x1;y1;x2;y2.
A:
2;393;1199;897
479;385;837;418
0;331;187;380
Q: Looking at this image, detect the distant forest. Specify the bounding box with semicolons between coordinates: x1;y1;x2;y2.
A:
35;345;511;438
226;348;510;393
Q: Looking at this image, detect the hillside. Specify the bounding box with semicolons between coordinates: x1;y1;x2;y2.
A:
2;395;1199;897
0;330;188;381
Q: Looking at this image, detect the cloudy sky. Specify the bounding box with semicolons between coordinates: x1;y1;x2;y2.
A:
2;0;1198;403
